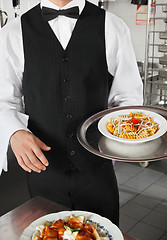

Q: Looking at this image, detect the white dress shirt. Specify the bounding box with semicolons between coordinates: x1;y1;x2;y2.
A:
0;0;143;175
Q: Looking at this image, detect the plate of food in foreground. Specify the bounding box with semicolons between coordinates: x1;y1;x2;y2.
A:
19;210;124;240
98;109;167;144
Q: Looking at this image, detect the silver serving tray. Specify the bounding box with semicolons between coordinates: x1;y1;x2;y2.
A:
157;80;167;90
162;5;167;13
159;68;167;78
77;106;167;162
159;32;167;40
159;56;167;65
158;45;167;53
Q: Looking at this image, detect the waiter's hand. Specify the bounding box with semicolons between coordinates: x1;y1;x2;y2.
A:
10;130;51;173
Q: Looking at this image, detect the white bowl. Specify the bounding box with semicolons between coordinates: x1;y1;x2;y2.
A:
98;109;167;144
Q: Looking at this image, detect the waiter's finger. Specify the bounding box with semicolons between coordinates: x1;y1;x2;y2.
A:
35;137;51;151
22;153;43;173
26;151;46;172
16;154;32;173
32;145;49;167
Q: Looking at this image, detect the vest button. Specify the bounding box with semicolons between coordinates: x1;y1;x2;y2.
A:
69;150;75;156
64;78;70;83
65;96;71;101
66;114;73;119
67;132;74;138
62;57;68;62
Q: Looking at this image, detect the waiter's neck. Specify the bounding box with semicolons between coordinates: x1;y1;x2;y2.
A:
49;0;72;7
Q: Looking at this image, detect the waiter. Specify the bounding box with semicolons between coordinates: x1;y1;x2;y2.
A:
0;0;143;226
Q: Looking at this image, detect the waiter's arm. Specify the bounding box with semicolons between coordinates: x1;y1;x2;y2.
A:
0;19;50;174
105;12;143;107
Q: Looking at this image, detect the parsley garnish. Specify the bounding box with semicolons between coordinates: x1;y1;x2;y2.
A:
64;225;80;233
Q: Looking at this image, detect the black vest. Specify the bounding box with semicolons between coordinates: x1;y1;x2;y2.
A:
21;1;113;172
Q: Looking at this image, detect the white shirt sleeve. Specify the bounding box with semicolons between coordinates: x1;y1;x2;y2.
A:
105;12;143;107
0;18;29;175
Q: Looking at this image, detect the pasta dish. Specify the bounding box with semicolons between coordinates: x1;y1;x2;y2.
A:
106;112;159;139
32;215;110;240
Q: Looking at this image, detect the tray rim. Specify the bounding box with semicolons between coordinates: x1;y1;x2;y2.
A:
77;105;167;162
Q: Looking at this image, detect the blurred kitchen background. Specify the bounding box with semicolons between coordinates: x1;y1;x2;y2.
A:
0;1;167;240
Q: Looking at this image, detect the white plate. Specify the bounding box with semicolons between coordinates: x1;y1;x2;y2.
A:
98;109;167;144
19;210;124;240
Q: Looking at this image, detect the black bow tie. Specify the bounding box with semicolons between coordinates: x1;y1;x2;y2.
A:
42;6;79;21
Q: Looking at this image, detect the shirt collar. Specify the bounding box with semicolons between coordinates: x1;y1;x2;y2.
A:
40;0;85;15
